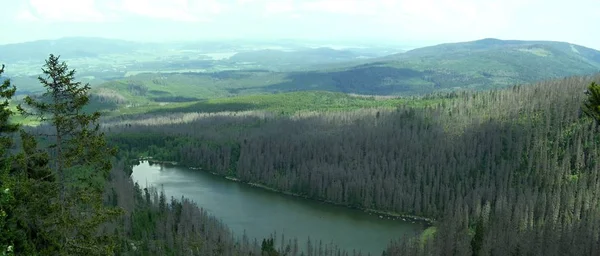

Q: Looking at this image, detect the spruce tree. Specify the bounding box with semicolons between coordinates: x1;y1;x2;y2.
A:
582;81;600;124
0;64;18;256
0;65;18;152
18;54;122;255
0;63;54;255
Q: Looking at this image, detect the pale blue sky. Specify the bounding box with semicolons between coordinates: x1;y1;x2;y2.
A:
1;0;599;49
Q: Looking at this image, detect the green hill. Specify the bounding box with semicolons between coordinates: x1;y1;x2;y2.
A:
378;38;600;83
270;38;600;94
92;38;600;105
0;37;144;62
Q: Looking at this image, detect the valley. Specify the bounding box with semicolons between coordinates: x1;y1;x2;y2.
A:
3;34;600;256
80;38;600;118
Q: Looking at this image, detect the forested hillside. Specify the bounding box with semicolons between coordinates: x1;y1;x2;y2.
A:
1;57;368;256
6;51;600;255
264;38;600;94
105;73;600;255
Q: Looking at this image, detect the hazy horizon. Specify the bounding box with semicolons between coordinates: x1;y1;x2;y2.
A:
1;0;599;49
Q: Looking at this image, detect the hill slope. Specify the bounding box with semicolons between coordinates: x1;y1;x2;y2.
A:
0;37;144;62
270;38;600;94
379;38;600;82
104;73;600;256
93;38;600;103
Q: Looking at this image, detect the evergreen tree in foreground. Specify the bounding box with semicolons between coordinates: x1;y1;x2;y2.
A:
583;81;600;124
0;64;18;256
18;54;122;255
0;65;18;152
0;65;50;255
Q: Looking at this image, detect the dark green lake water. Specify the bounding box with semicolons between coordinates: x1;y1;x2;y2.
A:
132;161;425;255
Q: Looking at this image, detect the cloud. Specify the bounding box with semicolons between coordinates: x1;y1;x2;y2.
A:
261;0;378;16
237;0;257;4
15;9;39;22
365;0;518;40
14;0;225;23
22;0;108;22
264;0;295;14
120;0;198;22
118;0;226;22
4;0;600;49
299;0;378;15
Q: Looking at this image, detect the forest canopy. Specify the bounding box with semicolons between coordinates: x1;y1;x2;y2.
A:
3;53;600;256
106;74;600;255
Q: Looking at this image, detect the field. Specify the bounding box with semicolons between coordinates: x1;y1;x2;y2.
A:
105;90;449;117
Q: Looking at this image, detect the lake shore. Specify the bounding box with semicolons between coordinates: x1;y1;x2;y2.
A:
143;159;436;225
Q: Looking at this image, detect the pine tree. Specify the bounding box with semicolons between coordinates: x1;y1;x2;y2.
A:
0;64;18;256
0;63;58;255
18;54;122;255
582;81;600;124
0;65;18;153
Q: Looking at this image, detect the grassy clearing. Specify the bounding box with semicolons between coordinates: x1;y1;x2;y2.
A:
420;226;437;245
110;91;449;117
98;71;290;104
7;103;40;126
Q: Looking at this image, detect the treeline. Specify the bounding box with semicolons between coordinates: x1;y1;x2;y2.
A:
106;74;600;255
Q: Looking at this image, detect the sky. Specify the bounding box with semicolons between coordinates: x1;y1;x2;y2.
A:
1;0;599;49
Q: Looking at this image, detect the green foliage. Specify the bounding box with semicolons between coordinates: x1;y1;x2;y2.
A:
5;57;369;256
261;238;280;256
4;131;59;255
470;217;485;256
107;74;600;255
0;65;17;256
16;54;122;255
582;82;600;124
0;177;15;256
0;68;55;255
109;90;446;117
0;65;18;152
419;226;437;246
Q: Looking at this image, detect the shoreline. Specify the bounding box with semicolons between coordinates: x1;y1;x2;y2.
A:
143;159;436;226
241;180;435;225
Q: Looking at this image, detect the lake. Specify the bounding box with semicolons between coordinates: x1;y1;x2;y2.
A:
132;161;425;255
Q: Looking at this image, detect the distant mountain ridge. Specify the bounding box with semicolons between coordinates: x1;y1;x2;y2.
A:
0;37;144;62
7;37;600;102
230;38;600;95
391;38;600;65
91;38;600;105
295;38;600;94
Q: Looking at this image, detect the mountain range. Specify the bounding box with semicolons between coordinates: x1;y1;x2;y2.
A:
2;37;600;104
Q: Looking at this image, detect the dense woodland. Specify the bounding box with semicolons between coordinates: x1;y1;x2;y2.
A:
1;57;372;256
105;73;600;255
5;53;600;255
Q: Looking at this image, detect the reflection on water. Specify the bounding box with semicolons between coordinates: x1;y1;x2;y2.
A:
132;161;425;255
